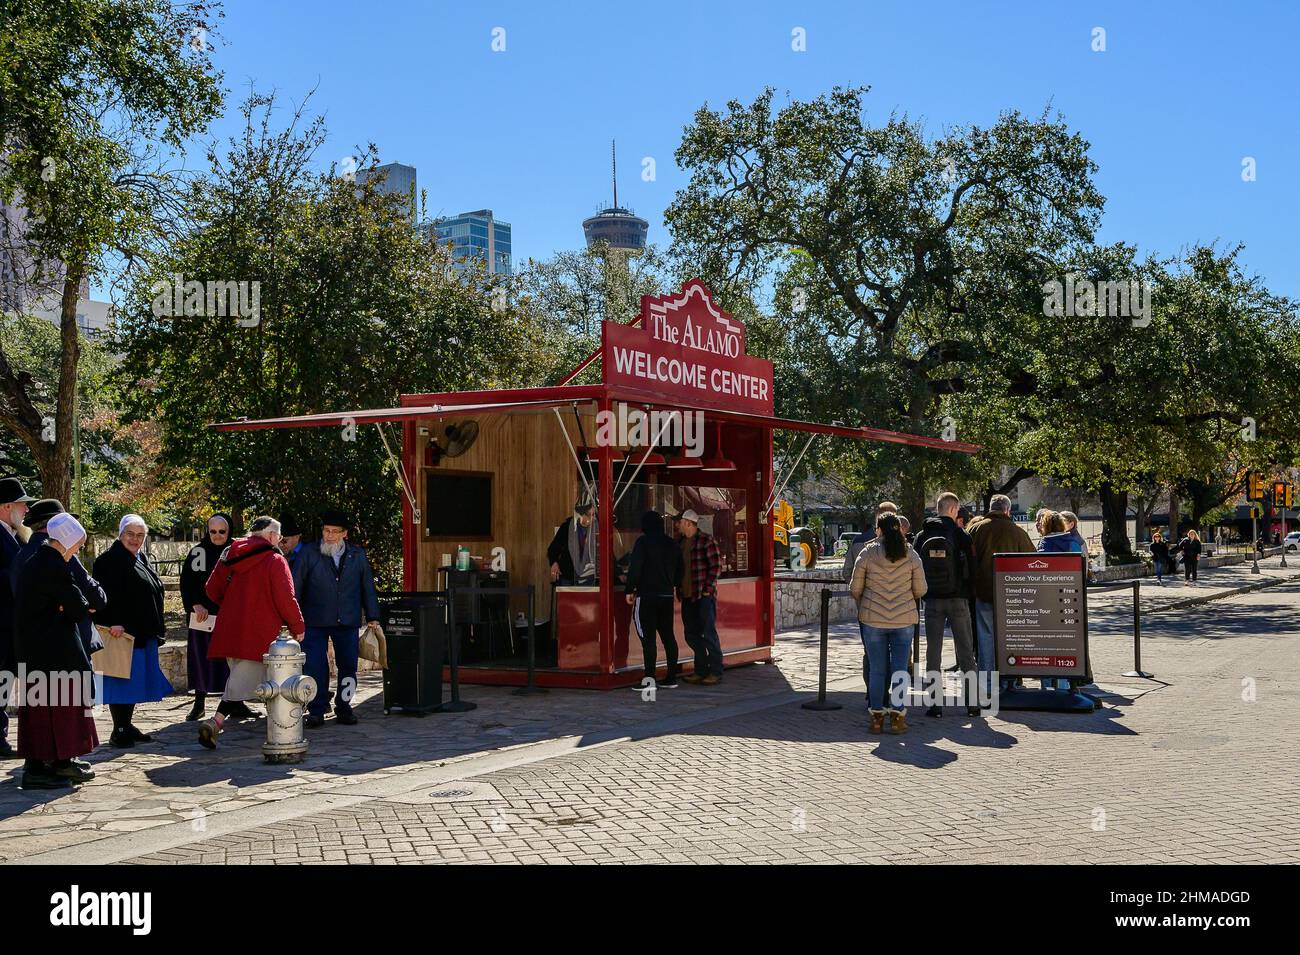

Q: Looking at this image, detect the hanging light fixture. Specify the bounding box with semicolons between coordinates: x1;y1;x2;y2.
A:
631;449;667;468
698;421;736;472
666;448;702;469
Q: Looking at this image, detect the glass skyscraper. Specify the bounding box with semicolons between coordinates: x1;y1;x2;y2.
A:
426;210;512;276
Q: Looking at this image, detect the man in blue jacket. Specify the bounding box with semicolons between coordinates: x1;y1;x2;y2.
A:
295;509;382;727
0;477;36;760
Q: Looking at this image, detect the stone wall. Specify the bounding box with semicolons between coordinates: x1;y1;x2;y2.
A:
774;571;856;631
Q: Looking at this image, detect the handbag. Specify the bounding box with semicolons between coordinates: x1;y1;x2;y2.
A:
358;625;388;669
92;625;136;679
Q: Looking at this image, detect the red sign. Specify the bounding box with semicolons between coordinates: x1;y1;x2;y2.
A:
994;554;1082;573
993;551;1088;678
603;280;775;415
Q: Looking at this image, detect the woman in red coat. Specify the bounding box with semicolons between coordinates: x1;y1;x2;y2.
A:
197;516;305;748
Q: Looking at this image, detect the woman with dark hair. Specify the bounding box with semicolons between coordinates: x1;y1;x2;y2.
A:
92;514;173;747
180;513;235;722
1150;531;1171;585
848;513;927;734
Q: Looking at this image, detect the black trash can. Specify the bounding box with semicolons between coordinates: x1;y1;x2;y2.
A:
380;592;447;715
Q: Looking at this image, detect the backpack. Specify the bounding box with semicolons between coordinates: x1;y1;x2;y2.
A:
918;522;965;598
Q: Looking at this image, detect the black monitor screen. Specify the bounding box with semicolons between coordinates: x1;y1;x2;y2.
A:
425;471;492;538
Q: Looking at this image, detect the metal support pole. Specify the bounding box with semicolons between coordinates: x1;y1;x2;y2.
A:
1280;507;1288;567
1251;509;1261;574
912;599;921;668
1122;579;1154;679
439;584;477;712
513;585;546;696
802;588;842;711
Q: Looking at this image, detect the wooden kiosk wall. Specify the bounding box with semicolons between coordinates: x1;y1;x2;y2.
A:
409;409;593;615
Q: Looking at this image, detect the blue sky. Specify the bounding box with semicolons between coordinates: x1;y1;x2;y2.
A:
189;0;1298;297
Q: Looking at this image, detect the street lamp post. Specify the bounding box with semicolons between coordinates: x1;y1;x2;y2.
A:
1251;507;1261;574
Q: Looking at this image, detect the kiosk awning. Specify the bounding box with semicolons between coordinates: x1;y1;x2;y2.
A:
209;397;590;432
608;395;981;454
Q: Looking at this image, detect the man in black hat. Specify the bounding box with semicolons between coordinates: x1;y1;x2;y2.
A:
276;513;309;594
294;509;382;727
0;477;37;759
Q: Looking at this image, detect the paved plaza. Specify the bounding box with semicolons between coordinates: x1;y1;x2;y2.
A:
3;557;1297;865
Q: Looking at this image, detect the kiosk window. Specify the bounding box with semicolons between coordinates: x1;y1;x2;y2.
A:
612;483;750;578
425;472;492;538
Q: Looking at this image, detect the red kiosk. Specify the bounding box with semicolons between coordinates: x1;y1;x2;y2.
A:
215;280;978;688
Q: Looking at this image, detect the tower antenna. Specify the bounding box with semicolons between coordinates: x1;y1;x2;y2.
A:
612;139;617;210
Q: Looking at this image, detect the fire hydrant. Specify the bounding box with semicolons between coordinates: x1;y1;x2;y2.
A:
253;635;317;764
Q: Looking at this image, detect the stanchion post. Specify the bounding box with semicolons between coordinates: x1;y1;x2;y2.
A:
513;585;546;696
802;587;842;711
1122;579;1154;679
912;599;921;668
440;583;477;712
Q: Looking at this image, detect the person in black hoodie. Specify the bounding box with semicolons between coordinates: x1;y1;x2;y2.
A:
92;514;173;747
915;493;978;718
624;510;685;689
179;513;234;721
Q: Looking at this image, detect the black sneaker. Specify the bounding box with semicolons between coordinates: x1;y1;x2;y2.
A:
109;728;134;748
126;725;153;743
185;698;205;722
966;706;981;717
926;705;943;718
304;714;325;728
334;709;358;726
659;675;679;688
20;768;71;790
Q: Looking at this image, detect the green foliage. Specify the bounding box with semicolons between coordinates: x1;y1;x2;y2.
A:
0;0;224;500
115;93;558;584
666;86;1105;523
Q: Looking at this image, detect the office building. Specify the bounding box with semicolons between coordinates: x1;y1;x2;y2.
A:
426;210;512;276
356;162;417;223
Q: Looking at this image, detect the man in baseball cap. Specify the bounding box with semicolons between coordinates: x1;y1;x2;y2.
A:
676;509;724;685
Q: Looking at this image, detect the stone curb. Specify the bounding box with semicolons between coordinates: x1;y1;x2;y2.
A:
1143;573;1295;615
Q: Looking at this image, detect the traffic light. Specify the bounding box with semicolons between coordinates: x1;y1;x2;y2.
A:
1285;484;1295;509
1247;472;1265;501
1273;481;1286;505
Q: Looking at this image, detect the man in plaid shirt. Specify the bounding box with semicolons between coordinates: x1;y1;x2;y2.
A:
676;509;724;684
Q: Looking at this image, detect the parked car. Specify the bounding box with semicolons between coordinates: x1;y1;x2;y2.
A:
1285;531;1300;552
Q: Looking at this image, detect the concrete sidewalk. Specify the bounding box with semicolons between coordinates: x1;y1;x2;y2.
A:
2;560;1296;863
1087;553;1300;615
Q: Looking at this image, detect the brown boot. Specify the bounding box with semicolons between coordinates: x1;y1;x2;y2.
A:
889;709;909;734
868;710;885;734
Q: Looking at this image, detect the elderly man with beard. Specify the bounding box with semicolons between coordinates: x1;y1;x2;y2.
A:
0;477;37;760
295;509;382;728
